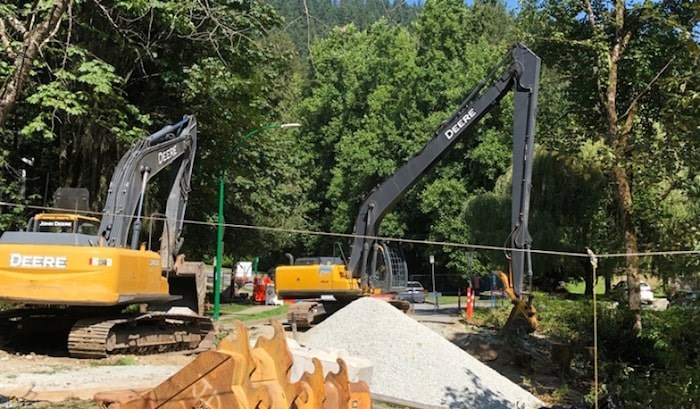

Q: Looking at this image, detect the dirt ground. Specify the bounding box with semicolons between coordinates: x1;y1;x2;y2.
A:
0;313;575;408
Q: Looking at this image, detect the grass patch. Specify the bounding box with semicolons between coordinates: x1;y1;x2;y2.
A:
112;356;137;366
564;279;606;295
90;356;137;366
31;365;72;375
240;305;288;321
212;303;252;315
216;304;289;323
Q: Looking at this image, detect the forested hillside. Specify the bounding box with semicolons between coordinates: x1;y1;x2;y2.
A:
0;0;698;309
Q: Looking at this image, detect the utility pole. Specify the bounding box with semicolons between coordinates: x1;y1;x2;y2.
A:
430;255;437;311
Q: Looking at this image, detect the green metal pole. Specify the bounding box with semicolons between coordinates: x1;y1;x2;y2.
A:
212;122;300;321
214;173;224;321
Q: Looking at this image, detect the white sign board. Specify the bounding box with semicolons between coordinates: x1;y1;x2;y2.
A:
235;261;253;280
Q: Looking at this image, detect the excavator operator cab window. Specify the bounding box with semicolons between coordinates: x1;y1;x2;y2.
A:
295;257;343;266
373;265;387;288
77;220;98;235
369;243;408;291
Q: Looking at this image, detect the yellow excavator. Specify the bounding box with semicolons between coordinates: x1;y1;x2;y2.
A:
276;43;540;333
0;115;213;357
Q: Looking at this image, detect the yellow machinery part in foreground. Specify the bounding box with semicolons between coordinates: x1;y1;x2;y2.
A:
94;320;371;409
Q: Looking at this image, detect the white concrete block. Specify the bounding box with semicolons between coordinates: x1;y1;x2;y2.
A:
287;340;373;384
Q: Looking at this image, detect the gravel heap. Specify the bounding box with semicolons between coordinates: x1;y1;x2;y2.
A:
299;297;543;409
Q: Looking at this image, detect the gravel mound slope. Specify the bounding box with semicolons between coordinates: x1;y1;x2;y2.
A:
299;297;543;409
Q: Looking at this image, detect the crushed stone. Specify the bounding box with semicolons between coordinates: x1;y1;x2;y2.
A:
298;297;544;409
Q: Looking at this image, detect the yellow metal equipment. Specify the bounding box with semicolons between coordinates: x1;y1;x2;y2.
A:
497;270;538;334
276;249;409;328
94;320;371;409
275;258;361;300
0;243;168;305
0;116;213;357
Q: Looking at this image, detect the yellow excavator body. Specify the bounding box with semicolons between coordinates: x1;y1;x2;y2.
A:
275;262;363;300
0;243;170;306
275;256;411;328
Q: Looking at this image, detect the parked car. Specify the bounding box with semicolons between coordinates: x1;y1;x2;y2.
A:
397;281;428;303
612;280;655;304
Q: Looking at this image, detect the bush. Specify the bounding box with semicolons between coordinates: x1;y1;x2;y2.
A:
535;293;700;408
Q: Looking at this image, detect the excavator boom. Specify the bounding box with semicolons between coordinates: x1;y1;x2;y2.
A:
348;43;540;296
277;43;541;331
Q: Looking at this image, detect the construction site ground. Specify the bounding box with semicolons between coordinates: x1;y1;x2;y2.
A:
0;301;570;408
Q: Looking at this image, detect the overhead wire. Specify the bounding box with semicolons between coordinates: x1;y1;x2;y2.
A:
1;200;698;260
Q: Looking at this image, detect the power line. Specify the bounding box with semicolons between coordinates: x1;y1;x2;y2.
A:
1;200;698;260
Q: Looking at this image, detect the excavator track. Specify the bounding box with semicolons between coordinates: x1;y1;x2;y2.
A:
287;297;410;329
68;312;215;358
287;301;325;329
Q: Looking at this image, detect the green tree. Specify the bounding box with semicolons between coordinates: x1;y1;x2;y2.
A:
410;0;519;280
528;0;699;331
294;20;422;254
292;0;525;286
0;0;69;127
466;147;616;292
1;1;309;266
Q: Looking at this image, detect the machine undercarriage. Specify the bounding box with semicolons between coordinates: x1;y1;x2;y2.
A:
0;304;215;358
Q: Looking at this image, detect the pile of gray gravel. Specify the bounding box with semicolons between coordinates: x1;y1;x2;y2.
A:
298;297;543;409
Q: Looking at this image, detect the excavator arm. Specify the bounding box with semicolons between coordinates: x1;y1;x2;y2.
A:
98;116;197;272
347;43;541;301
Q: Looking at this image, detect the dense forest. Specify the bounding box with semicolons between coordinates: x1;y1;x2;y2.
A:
1;0;698;318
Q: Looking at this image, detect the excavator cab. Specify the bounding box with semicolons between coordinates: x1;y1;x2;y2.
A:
368;241;408;295
25;188;100;234
26;213;100;234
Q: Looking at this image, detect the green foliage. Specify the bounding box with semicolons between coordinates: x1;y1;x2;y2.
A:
534;293;700;408
265;0;419;59
465;149;615;289
293;1;524;279
525;0;700;295
472;303;512;329
21;46;138;140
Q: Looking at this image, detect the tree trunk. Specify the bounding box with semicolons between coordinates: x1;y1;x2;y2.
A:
593;0;643;332
0;0;69;127
614;166;642;331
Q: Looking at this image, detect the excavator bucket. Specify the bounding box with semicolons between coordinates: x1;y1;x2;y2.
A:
94;320;371;409
496;271;538;335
